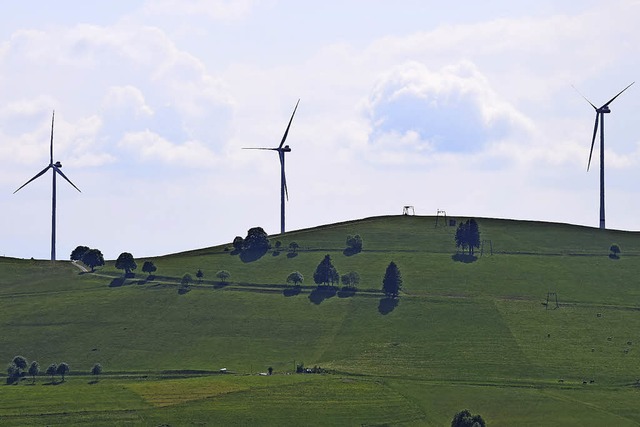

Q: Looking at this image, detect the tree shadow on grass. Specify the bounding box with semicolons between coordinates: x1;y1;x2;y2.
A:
109;277;125;287
88;380;99;385
451;253;478;263
213;281;229;289
309;286;337;305
178;287;191;295
283;286;302;297
239;248;268;263
378;297;399;315
609;254;620;260
337;287;357;298
272;251;280;257
287;252;298;259
342;247;361;257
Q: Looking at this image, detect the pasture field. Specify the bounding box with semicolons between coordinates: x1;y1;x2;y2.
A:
1;215;640;425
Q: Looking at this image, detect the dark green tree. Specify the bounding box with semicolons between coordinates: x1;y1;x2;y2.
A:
342;271;360;288
196;269;204;283
28;361;39;384
70;245;90;261
7;363;19;384
91;363;103;381
181;273;193;288
242;227;270;253
46;363;57;382
216;270;230;284
12;355;27;375
82;249;105;272
455;219;481;256
56;362;69;382
313;255;339;287
142;260;157;277
288;241;299;253
610;243;621;259
287;271;304;286
451;409;486;427
232;236;244;251
382;261;402;298
345;234;363;254
115;252;137;275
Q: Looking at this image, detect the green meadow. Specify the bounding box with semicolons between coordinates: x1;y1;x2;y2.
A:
1;215;640;425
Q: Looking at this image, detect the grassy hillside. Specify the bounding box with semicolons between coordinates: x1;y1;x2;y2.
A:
1;215;640;426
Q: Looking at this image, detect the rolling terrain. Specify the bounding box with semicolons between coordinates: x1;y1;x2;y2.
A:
1;215;640;426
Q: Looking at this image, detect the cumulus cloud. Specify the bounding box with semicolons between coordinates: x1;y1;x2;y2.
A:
365;61;534;164
118;130;219;167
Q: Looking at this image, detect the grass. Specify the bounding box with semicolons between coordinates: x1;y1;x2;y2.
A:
2;215;640;425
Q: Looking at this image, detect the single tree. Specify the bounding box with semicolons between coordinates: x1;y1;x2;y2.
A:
70;245;90;261
274;241;282;251
142;260;157;277
181;273;193;288
91;363;102;381
287;271;304;287
451;409;486;427
345;234;363;253
313;254;340;287
56;362;69;382
216;270;230;284
28;361;39;384
12;356;27;376
610;243;621;259
46;363;57;382
382;261;403;298
7;363;19;384
232;236;244;251
115;252;137;275
82;249;105;272
288;241;300;253
242;227;270;253
196;269;204;283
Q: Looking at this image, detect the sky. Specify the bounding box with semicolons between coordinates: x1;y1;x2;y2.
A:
1;0;639;260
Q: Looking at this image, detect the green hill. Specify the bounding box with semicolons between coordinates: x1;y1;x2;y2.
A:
2;215;640;426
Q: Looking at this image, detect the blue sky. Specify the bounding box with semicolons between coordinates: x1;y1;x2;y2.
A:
1;0;639;260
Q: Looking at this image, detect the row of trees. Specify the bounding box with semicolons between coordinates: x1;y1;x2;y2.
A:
310;254;402;297
5;356;96;384
455;219;481;256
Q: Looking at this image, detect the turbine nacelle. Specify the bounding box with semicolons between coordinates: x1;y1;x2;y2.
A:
54;161;62;168
281;145;291;152
597;106;611;114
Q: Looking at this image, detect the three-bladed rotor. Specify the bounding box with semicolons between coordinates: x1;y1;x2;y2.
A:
13;110;81;260
575;82;635;171
243;100;299;233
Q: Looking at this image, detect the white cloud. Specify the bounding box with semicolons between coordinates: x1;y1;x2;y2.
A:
118;130;219;167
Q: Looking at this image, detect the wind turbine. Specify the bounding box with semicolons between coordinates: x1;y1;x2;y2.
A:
575;82;634;229
244;99;299;234
14;111;81;260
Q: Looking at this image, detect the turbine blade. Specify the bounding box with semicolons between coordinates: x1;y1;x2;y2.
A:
279;151;288;201
242;147;277;150
602;81;635;108
13;165;51;194
50;110;55;164
587;113;599;172
572;85;596;109
279;99;300;149
284;173;289;201
53;166;81;192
